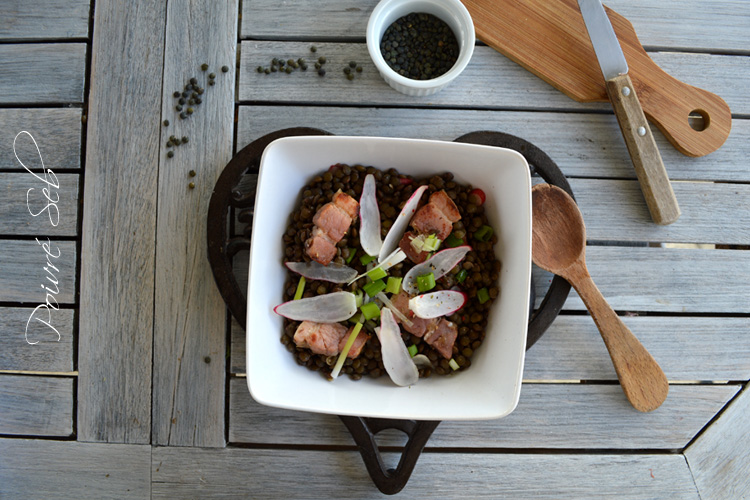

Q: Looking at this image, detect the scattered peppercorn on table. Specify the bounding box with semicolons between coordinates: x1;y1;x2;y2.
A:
1;1;749;499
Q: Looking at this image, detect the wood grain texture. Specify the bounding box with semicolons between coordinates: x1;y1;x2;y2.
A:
0;44;86;103
0;439;151;500
239;42;750;116
229;379;738;449
0;173;79;236
151;0;238;448
0;240;76;303
77;0;167;444
686;385;750;500
0;375;73;436
240;0;750;54
153;446;700;499
237;106;750;183
0;108;82;171
0;307;74;372
0;0;90;40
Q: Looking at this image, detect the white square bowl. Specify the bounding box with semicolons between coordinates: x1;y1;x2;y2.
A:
246;136;532;421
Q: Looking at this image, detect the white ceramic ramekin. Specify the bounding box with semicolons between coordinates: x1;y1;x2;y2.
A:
366;0;475;96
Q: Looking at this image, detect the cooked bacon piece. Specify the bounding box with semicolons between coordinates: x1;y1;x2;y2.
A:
305;227;338;266
294;321;349;356
389;290;438;338
398;231;430;264
410;202;453;240
428;190;461;222
305;191;359;265
338;326;370;358
423;319;458;359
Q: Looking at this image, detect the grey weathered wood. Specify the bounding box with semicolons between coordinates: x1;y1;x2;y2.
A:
229;378;738;449
0;109;82;171
237;106;750;183
685;385;750;500
0;375;73;436
0;44;86;103
0;240;76;303
239;42;750;116
0;0;90;40
151;0;238;448
231;315;750;382
77;0;167;444
0;307;74;372
153;446;700;499
241;0;750;54
0;439;151;499
0;173;79;236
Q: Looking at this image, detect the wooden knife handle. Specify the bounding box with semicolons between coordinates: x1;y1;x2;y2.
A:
606;74;681;225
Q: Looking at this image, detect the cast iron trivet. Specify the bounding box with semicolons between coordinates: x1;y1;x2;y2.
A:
207;128;574;495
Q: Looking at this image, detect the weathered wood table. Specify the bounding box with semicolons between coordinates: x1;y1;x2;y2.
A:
1;1;749;498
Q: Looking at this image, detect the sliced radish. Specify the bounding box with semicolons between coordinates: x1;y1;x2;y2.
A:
347;248;407;285
359;174;382;256
412;354;433;370
379;185;428;263
402;246;471;294
274;291;357;322
285;261;357;283
408;290;467;319
376;308;419;387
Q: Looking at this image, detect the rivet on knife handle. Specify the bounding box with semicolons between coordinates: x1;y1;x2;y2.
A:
606;74;681;225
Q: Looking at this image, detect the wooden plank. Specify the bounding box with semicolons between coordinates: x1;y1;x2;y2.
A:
241;0;750;54
0;375;73;436
0;240;76;304
231;315;750;382
0;44;86;104
151;0;238;448
229;379;738;449
153;446;699;499
0;173;79;236
0;307;74;372
77;0;167;444
0;109;82;171
237;106;750;183
685;385;750;500
239;42;750;116
0;439;151;499
0;0;90;40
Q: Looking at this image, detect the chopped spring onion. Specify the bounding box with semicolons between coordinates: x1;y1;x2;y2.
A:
477;287;490;304
422;234;441;252
409;234;425;253
345;248;357;264
354;289;364;308
367;266;387;281
449;358;460;371
444;232;464;248
360;301;380;320
293;276;306;300
402;246;471;294
408;344;418;357
385;276;402;294
348;248;406;285
473;224;494;242
360;254;376;266
331;321;364;379
456;268;468;283
416;272;436;292
363;279;387;297
375;291;413;327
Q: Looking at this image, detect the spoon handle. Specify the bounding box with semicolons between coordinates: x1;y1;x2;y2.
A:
566;262;669;412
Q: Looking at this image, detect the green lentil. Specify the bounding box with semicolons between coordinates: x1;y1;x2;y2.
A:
318;56;326;64
175;105;182;111
167;151;174;158
318;68;326;76
189;77;197;84
201;63;209;71
208;72;216;79
188;182;195;189
349;61;357;68
221;65;229;73
310;45;317;52
163;120;169;126
181;136;189;144
189;170;196;177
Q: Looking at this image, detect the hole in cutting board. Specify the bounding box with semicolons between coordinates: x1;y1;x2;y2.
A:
689;109;710;132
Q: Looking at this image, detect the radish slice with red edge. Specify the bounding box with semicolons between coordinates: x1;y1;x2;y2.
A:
402;245;471;294
359;174;382;256
376;308;419;387
285;261;357;283
273;291;357;322
378;185;428;263
408;290;467;319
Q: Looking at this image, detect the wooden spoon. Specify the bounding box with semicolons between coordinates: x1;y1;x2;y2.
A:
531;183;668;412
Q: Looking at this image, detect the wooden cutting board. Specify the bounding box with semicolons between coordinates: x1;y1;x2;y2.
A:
462;0;731;157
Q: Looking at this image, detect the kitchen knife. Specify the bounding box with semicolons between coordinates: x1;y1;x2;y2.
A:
578;0;680;225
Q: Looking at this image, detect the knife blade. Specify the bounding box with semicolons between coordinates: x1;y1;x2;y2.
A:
578;0;680;225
